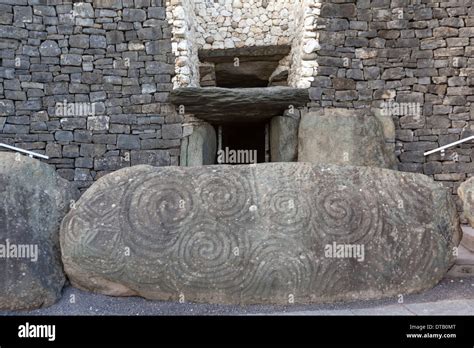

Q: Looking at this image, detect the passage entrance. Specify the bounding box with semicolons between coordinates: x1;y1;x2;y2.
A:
216;123;268;164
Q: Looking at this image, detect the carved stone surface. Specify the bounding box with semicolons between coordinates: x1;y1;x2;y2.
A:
169;87;310;123
0;153;79;310
61;163;461;305
298;108;398;169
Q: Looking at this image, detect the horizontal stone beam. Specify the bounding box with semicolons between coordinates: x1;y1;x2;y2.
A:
169;87;310;123
198;45;291;63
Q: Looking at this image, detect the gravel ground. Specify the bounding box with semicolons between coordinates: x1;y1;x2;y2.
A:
1;276;473;316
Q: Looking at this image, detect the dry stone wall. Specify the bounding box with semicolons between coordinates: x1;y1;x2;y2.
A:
310;0;474;216
0;0;179;192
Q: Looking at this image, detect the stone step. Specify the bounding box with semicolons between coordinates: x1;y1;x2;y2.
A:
461;225;474;252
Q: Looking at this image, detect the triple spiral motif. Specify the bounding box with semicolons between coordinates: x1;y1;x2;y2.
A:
62;164;443;303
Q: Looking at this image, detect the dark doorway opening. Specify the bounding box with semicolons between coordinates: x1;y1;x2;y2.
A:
214;61;279;88
216;123;267;164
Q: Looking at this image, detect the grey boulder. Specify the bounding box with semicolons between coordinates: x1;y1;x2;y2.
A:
61;163;460;305
298;108;397;169
0;153;79;310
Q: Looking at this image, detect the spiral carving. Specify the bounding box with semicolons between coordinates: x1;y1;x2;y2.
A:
60;163;452;305
263;188;312;234
166;219;249;292
313;185;381;244
242;237;314;300
122;172;198;257
197;170;253;221
62;213;91;248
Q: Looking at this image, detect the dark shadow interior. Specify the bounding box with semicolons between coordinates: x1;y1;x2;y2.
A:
214;61;280;88
199;45;291;88
216;123;267;164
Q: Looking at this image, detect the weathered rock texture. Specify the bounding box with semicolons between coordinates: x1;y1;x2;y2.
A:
458;177;474;228
0;153;78;310
298;108;397;169
61;163;460;305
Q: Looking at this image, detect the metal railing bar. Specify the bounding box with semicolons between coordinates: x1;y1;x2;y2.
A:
424;136;474;156
0;143;49;160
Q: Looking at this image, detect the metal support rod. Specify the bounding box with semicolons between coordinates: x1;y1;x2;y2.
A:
0;143;49;160
424;136;474;156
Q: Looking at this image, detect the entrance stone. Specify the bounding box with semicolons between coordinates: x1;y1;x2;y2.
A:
61;163;460;305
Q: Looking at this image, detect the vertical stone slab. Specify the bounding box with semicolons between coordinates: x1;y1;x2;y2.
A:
270;111;299;162
180;122;217;166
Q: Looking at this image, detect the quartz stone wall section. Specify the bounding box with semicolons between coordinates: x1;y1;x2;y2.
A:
165;0;201;87
310;0;474;217
166;0;321;88
194;0;293;49
0;0;180;192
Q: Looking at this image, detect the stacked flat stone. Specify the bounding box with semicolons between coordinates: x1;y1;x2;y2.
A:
0;0;180;192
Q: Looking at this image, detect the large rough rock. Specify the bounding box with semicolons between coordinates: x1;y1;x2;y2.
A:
61;163;460;305
0;153;79;310
169;87;309;123
298;108;397;169
458;177;474;228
